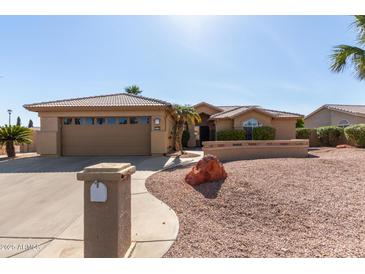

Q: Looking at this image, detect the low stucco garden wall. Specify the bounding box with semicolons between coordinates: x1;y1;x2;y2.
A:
202;139;309;162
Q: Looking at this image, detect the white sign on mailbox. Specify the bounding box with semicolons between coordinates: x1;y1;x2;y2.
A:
90;181;107;202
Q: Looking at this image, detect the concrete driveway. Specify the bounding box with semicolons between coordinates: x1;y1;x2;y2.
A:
0;154;196;258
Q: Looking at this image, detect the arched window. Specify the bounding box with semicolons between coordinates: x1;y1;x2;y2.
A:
243;118;262;140
338;119;350;128
243;118;262;128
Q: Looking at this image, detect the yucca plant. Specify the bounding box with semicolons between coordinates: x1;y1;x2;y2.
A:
0;125;32;157
330;16;365;80
169;105;201;153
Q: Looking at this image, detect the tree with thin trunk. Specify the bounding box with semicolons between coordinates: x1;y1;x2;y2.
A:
169;105;201;153
16;116;21;126
28;119;34;128
0;125;32;157
330;16;365;80
125;85;143;95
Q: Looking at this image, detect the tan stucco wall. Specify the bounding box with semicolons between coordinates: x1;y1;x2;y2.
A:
19;128;39;153
330;110;365;126
37;117;61;155
37;109;171;156
233;110;272;129
202;140;309;162
215;119;234;132
305;108;365;128
271;119;297;139
304;108;331;128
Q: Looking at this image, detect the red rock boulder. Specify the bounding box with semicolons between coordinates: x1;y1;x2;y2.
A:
185;155;227;186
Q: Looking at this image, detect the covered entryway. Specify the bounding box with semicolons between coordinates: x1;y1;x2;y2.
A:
61;117;151;156
199;125;210;146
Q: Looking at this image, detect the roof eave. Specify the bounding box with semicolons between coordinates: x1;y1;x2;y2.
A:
23;104;171;112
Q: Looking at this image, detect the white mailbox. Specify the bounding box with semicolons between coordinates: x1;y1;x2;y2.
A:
90;181;107;202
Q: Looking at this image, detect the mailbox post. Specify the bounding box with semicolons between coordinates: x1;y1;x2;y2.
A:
77;163;136;258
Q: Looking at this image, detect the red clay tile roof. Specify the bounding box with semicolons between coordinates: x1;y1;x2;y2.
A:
210;106;302;119
24;93;171;111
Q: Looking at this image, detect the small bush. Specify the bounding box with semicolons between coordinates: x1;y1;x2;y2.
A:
217;129;245;141
316;126;344;147
296;118;304;128
296;128;311;139
182;129;190;147
345;124;365;147
253;126;276;140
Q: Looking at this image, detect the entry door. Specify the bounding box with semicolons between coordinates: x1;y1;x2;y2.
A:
199;126;210;146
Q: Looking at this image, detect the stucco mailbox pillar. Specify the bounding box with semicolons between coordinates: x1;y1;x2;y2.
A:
76;163;136;258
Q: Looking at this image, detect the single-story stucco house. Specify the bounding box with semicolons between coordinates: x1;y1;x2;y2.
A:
188;102;303;146
304;104;365;128
24;93;175;156
24;93;303;156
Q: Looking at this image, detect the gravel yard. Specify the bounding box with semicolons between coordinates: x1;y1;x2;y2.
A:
145;148;365;257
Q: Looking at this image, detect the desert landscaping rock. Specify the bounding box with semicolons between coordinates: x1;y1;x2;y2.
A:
185;155;227;186
146;147;365;257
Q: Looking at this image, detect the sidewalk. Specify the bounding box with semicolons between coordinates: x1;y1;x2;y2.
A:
34;151;202;258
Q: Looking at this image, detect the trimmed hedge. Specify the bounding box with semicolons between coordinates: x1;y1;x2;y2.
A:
344;124;365;147
217;129;246;141
253;126;276;140
316;126;344;147
296;128;321;146
296;128;311;139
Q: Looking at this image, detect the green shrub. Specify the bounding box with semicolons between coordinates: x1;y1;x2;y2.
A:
253;126;276;140
296;118;304;128
344;124;365;147
182;129;190;147
316;126;344;147
217;129;245;141
296;128;311;139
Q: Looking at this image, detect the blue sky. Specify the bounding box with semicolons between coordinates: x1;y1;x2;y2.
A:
1;16;365;126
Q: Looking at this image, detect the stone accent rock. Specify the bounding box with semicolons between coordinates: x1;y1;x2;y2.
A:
185;155;227;186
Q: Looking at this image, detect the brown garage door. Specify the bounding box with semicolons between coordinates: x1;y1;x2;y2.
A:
61;117;151;156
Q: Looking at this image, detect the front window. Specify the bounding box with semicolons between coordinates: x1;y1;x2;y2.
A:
139;116;150;124
75;118;84;125
338;119;350;128
130;117;138;124
63;118;72;125
243;118;262;128
107;117;116;125
243;118;262;140
96;118;106;125
119;117;128;124
86;117;94;125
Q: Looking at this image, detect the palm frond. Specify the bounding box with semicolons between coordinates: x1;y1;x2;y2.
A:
330;44;365;79
0;125;33;145
353;15;365;45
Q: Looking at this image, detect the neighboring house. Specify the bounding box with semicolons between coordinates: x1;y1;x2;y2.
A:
24;93;174;156
304;104;365;128
189;102;303;146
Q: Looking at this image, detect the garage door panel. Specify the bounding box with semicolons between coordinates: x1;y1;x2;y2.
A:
62;123;151;156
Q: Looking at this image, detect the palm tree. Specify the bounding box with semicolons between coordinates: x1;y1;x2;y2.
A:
169;105;201;153
0;125;32;157
125;85;142;95
330;16;365;80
